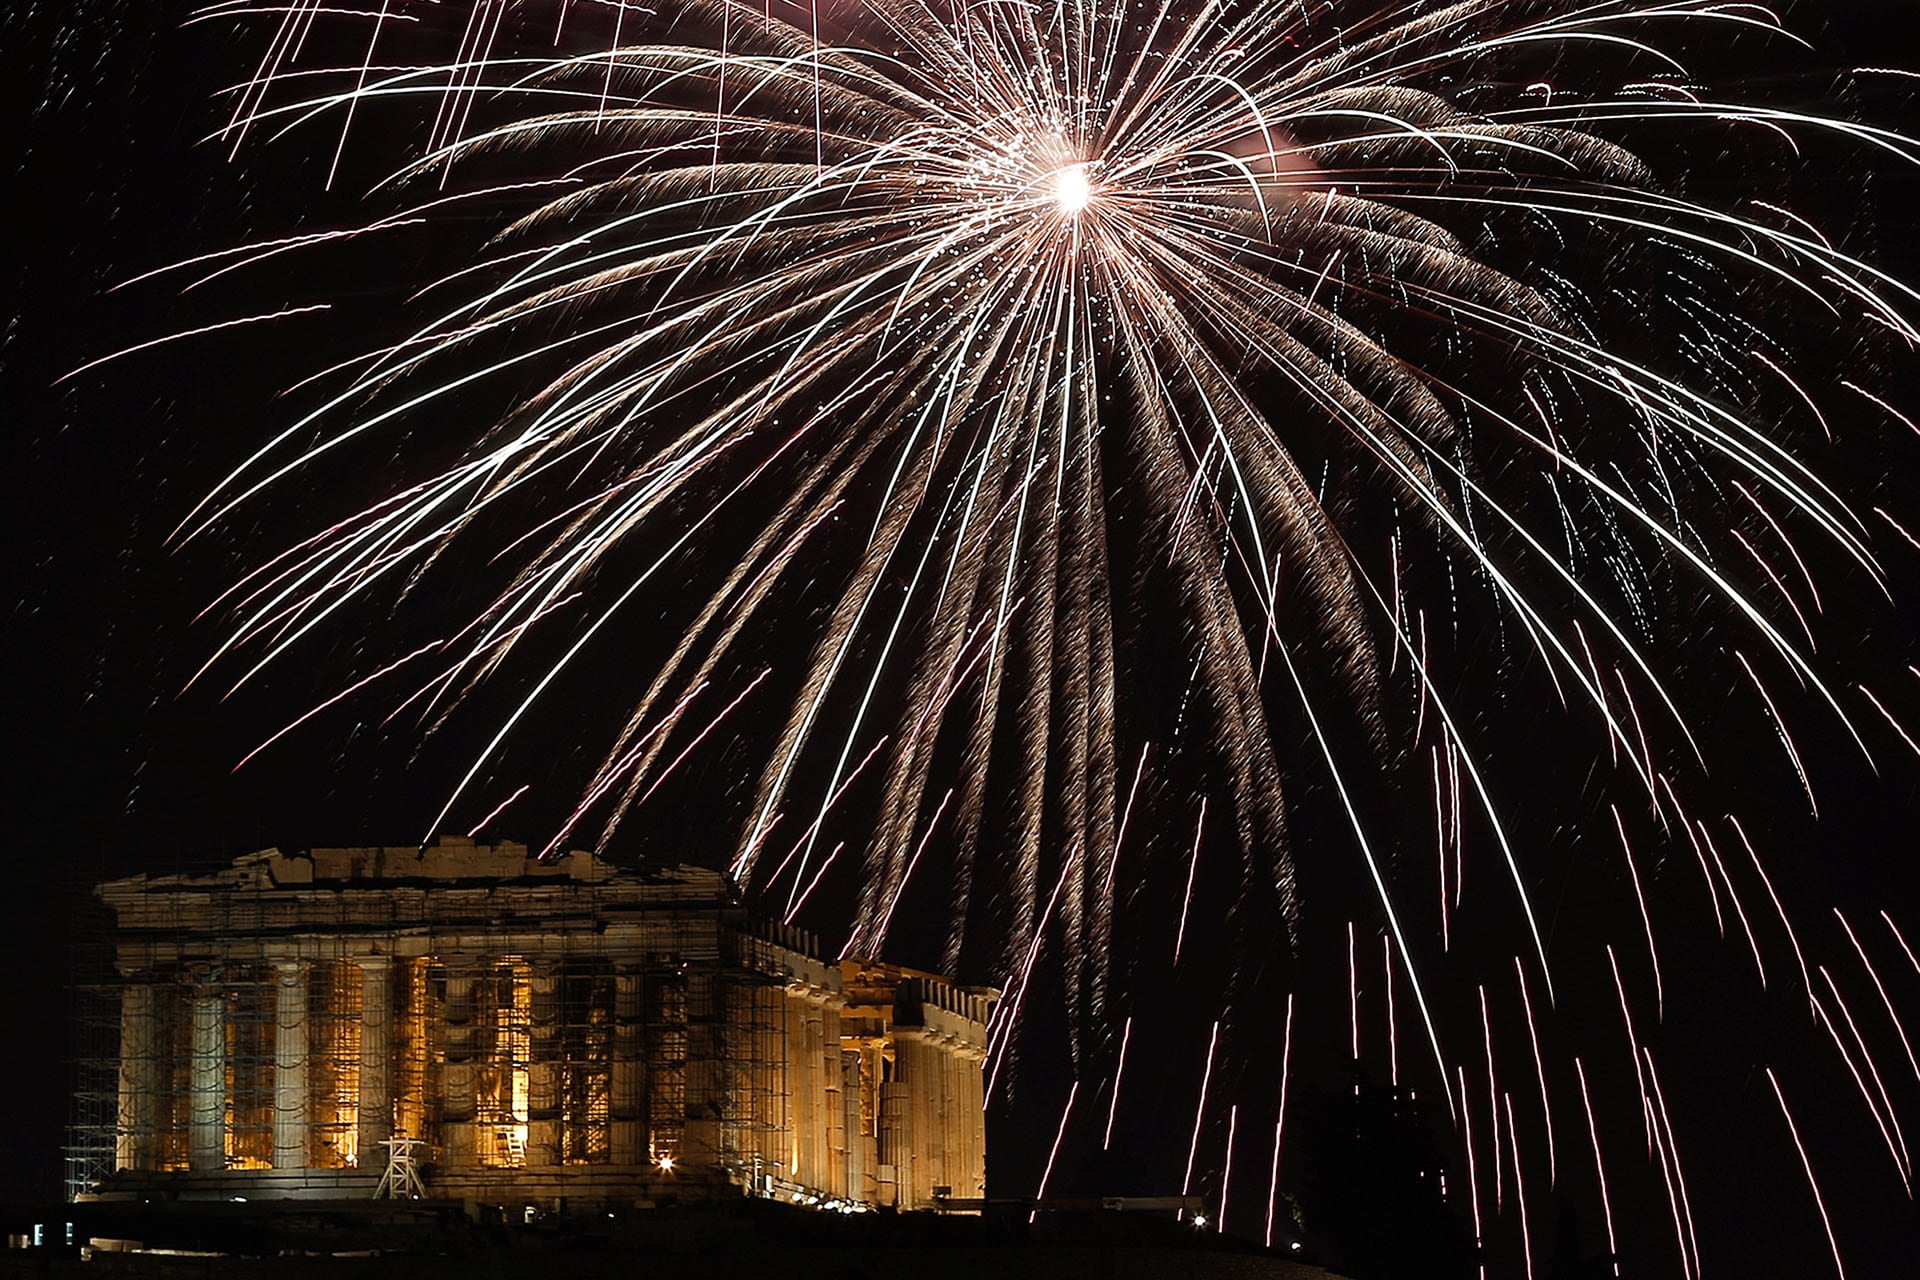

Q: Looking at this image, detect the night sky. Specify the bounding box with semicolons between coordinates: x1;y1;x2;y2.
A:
10;4;1920;1277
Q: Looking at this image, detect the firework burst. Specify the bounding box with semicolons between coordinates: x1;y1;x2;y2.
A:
149;0;1920;1269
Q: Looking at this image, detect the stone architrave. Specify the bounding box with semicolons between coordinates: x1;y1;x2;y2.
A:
961;1045;987;1196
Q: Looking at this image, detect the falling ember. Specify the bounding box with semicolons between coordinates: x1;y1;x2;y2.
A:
1810;992;1909;1188
985;849;1081;1103
1030;1080;1079;1224
1813;970;1912;1183
1643;1053;1703;1278
860;785;953;953
1105;742;1151;898
1514;959;1556;1188
1102;1014;1132;1151
1860;683;1920;763
1700;820;1770;989
1605;944;1655;1155
466;783;532;839
1886;911;1920;979
1264;993;1295;1251
1768;1068;1850;1280
1835;908;1920;1085
1218;1104;1238;1233
1642;1053;1695;1280
1434;749;1451;952
1459;1068;1487;1280
66;303;332;384
1348;921;1360;1065
1480;984;1502;1210
1730;816;1814;1008
1611;805;1665;1022
1660;775;1725;937
1180;1021;1221;1221
1174;801;1206;966
1504;1094;1536;1280
1576;1059;1622;1279
773;732;892;908
1383;934;1398;1088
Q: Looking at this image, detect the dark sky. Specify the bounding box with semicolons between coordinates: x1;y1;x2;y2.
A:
10;4;1920;1277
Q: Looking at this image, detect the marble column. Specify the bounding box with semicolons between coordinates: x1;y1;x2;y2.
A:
189;974;224;1172
611;966;646;1165
440;961;478;1168
526;962;562;1167
783;987;809;1184
115;974;159;1172
951;1042;971;1198
926;1033;950;1200
272;960;309;1170
930;1033;954;1197
768;985;791;1180
877;1077;907;1206
356;958;393;1165
946;1038;968;1198
862;1041;888;1203
917;1031;945;1205
682;971;722;1170
800;991;827;1190
882;1029;923;1206
822;997;847;1199
840;1047;868;1203
963;1046;987;1197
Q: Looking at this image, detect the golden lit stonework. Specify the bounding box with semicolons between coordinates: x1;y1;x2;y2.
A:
88;839;993;1212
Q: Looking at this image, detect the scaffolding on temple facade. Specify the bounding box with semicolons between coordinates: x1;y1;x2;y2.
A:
67;838;994;1215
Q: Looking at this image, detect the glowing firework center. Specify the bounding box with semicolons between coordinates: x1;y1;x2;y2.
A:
82;840;993;1212
1051;162;1094;215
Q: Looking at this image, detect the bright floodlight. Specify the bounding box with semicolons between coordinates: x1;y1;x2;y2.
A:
1053;163;1093;214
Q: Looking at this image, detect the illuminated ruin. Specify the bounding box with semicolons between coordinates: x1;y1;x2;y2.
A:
80;839;992;1211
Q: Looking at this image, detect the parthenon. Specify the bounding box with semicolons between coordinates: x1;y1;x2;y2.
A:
82;838;993;1212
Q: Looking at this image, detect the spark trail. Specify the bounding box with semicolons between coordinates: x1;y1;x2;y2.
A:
160;0;1920;1269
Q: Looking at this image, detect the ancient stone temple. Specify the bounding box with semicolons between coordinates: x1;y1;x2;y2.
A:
82;838;993;1212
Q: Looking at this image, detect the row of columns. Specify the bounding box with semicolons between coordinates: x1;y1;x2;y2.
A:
118;960;393;1175
437;960;664;1170
776;985;846;1197
841;1048;870;1200
115;957;984;1202
878;1029;985;1207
